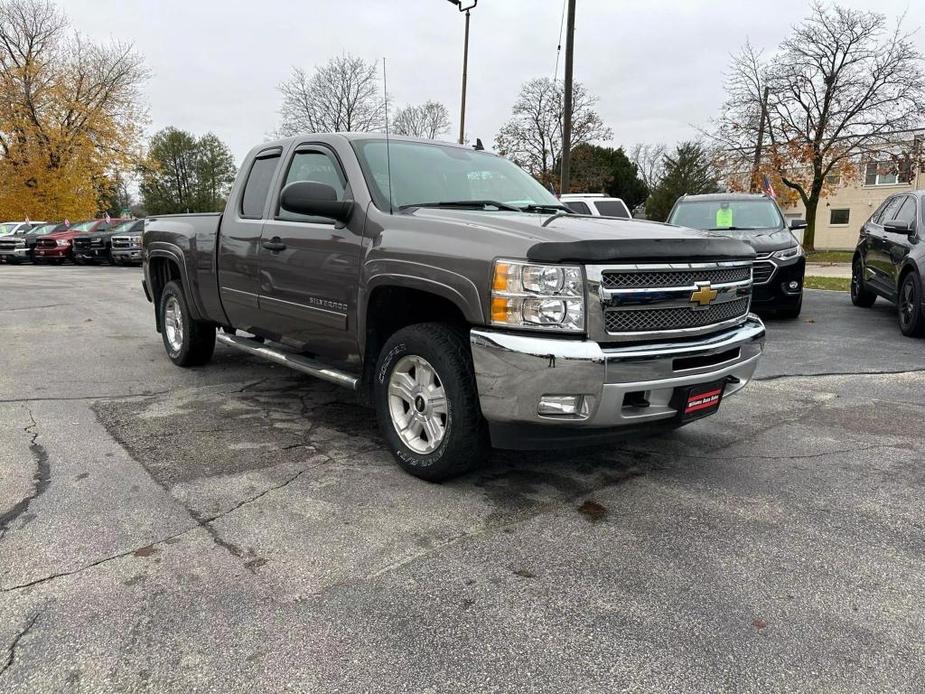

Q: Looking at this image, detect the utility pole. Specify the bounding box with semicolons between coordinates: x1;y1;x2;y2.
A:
751;86;770;192
447;1;478;145
559;0;576;195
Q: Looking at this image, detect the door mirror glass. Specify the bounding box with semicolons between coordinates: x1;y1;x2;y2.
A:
789;219;807;230
279;181;353;223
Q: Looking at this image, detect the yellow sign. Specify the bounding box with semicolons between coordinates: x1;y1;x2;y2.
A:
690;283;718;307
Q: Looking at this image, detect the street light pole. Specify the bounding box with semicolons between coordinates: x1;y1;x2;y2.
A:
448;0;477;145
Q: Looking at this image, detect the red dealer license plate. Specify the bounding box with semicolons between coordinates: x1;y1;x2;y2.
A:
673;380;726;422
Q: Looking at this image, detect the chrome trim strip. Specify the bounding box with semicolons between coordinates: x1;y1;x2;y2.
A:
216;333;358;390
592;260;753;272
752;259;778;286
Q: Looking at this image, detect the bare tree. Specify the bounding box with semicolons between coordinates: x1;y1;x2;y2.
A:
714;3;925;251
494;78;612;189
278;54;384;136
629;143;667;190
392;100;451;139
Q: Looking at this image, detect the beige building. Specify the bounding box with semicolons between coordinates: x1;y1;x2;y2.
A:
779;131;925;250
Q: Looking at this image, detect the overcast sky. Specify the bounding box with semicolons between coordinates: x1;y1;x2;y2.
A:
62;0;924;165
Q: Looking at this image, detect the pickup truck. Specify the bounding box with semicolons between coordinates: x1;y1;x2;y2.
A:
143;134;765;480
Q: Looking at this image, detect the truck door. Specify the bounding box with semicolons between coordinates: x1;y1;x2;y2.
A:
217;148;282;332
256;144;362;364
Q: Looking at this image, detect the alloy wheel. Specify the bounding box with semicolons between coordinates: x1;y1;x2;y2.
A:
163;296;184;352
387;355;448;454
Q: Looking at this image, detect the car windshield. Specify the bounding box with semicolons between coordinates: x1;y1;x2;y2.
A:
353;139;562;212
111;221;137;234
669;199;784;231
0;223;19;235
27;224;57;235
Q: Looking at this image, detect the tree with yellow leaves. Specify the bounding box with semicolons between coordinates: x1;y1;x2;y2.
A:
0;0;148;221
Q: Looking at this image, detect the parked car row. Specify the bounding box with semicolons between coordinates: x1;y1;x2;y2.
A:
0;218;145;266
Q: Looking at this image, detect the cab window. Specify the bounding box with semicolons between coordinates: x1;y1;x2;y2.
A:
277;149;349;223
564;201;591;214
241;153;281;219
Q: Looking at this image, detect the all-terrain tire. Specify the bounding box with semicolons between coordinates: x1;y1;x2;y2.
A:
374;323;489;481
158;280;216;366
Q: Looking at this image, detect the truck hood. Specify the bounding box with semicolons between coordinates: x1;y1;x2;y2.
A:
410;209;756;262
705;228;798;253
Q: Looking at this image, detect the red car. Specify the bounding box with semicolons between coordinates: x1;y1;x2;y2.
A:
33;218;128;264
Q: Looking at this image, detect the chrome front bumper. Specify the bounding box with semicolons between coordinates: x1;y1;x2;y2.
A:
470;316;765;446
112;248;142;260
0;247;28;257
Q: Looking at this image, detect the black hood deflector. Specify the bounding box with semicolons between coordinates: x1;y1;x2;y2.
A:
526;237;756;264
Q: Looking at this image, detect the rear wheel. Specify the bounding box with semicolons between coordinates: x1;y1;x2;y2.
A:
898;272;925;338
374;323;488;481
159;280;216;366
851;257;876;307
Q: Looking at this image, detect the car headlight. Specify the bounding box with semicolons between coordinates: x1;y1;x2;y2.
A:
56;239;71;247
491;259;584;332
130;235;142;246
772;245;803;261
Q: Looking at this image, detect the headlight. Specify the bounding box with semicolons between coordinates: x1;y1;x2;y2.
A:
130;235;142;245
772;245;803;261
491;259;584;332
56;239;71;247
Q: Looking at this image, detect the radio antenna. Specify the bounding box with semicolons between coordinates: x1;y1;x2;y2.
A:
382;57;394;215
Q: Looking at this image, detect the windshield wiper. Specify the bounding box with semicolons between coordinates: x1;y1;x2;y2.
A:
399;200;521;212
518;203;572;213
707;226;763;231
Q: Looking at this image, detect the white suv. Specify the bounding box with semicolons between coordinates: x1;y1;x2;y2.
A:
560;194;631;218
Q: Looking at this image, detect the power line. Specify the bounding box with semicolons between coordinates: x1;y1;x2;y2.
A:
553;0;567;81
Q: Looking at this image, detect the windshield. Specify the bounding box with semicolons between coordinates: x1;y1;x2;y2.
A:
352;139;561;212
670;198;784;231
0;223;19;235
70;220;98;232
27;224;57;235
111;221;137;234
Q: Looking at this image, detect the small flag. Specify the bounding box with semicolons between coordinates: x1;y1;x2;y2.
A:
25;216;30;224
762;175;777;200
64;218;70;226
104;212;111;224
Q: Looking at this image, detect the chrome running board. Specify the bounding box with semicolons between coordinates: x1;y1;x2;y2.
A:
216;333;359;390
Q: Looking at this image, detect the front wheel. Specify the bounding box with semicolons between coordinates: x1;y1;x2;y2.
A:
374;323;488;481
851;257;877;307
898;272;925;338
158;280;216;366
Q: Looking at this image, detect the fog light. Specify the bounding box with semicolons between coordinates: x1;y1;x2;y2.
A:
538;395;585;416
788;281;799;290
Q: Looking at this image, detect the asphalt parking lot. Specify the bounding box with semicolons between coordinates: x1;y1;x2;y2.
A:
2;265;924;693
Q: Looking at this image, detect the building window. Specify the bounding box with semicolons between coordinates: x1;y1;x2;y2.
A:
825;173;841;186
830;208;850;225
864;161;909;186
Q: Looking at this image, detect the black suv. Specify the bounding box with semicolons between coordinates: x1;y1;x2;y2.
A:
851;190;924;337
668;193;806;318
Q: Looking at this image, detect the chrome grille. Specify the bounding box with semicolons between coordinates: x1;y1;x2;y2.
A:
753;261;775;284
111;236;134;249
605;298;751;334
601;266;751;289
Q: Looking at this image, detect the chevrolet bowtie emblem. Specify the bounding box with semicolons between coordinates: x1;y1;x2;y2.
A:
690;282;718;307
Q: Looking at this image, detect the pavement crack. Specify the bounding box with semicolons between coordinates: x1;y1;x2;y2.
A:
0;407;51;543
0;390;171;404
756;368;925;382
0;612;41;679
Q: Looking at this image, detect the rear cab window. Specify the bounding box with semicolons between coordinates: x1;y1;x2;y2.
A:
593;200;629;218
241;152;282;219
564;201;591;214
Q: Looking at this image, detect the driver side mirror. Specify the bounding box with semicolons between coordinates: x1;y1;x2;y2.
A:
883;219;913;235
789;219;807;230
279;181;353;224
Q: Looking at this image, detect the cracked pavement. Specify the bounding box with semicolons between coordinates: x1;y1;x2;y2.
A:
1;265;924;693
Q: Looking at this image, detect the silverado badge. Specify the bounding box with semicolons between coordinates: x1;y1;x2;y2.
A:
690;282;719;307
